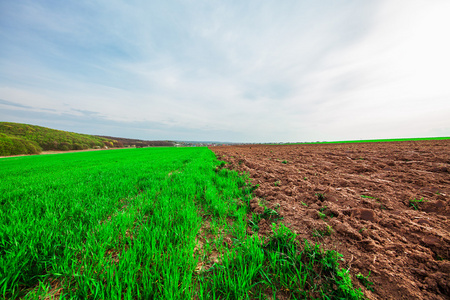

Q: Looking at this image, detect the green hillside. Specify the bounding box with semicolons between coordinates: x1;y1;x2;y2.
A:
0;133;42;156
0;122;122;156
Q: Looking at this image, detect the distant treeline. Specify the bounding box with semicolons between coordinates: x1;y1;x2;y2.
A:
0;122;122;156
96;136;174;147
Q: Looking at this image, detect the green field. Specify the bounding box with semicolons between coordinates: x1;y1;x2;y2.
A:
1;147;364;299
288;136;450;145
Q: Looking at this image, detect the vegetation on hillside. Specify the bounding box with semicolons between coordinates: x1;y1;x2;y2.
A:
0;122;122;156
0;133;42;156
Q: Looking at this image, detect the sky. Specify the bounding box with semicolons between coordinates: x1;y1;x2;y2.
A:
1;0;449;143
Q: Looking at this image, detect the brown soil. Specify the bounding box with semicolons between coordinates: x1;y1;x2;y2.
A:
211;140;450;300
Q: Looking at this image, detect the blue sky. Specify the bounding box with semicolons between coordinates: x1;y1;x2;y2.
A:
1;0;449;142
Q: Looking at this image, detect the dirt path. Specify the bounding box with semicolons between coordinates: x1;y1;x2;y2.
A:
211;140;450;300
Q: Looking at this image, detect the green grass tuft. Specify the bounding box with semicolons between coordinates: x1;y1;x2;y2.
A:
409;197;425;210
356;271;375;292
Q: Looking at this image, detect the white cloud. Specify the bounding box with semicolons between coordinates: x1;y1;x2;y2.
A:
1;0;449;142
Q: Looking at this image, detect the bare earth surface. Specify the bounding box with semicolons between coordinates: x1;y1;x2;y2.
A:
211;140;450;300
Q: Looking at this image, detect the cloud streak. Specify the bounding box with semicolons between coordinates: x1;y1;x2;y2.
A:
1;0;449;142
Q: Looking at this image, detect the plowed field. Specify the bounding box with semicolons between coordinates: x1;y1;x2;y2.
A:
211;140;450;300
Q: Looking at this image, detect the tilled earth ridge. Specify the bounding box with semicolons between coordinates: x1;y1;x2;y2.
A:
211;140;450;300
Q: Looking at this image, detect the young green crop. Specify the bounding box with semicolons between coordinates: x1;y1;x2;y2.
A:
409;197;425;210
356;271;375;292
0;147;365;299
1;147;244;299
201;223;362;299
